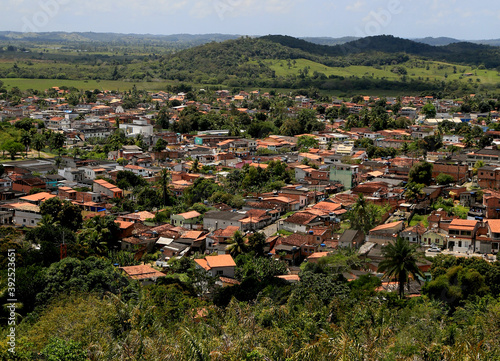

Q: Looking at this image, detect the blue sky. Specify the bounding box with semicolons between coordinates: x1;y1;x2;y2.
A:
2;0;499;40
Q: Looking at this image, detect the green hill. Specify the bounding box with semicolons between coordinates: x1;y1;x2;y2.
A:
2;33;500;96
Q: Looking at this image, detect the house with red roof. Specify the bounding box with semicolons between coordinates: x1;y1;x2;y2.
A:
117;211;155;224
239;209;273;231
481;219;500;254
206;225;240;253
93;179;123;199
120;265;166;285
447;219;478;253
194;254;236;278
19;192;57;205
281;211;324;233
368;221;404;245
171;211;202;229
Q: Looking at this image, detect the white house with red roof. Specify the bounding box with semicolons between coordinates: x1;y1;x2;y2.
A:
447;219;479;253
194;254;236;278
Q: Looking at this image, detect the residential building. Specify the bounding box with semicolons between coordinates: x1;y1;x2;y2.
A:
1;202;42;227
368;221;404;245
19;192;57;206
447;219;478;253
171;211;202;229
422;228;448;248
329;164;359;190
12;177;46;193
194;254;236;278
93;179;123;199
479;219;500;254
400;224;426;244
203;210;246;231
338;229;365;248
117;211;155;224
483;189;500;219
120;265;166;285
119;118;154;137
478;166;500;189
58;168;85;182
280;212;324;233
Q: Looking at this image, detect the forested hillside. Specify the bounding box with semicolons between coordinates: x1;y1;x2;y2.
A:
1;34;500;96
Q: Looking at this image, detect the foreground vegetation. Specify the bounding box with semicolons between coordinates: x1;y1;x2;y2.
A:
3;241;500;360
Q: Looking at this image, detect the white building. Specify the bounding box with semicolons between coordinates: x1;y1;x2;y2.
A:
119;118;154;137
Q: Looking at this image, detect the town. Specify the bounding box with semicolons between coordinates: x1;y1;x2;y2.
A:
3;82;500;359
2;84;500;270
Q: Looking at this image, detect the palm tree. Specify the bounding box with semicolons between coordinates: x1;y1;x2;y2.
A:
404;182;424;203
32;133;45;158
347;194;387;235
20;131;31;158
158;168;171;206
226;231;248;257
377;237;424;298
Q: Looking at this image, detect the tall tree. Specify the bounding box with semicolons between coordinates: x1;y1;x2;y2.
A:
400;142;409;156
422;103;437;119
40;198;83;231
408;161;433;185
32;133;45;158
2;139;24;160
159;168;171;207
247;232;266;257
50;132;66;154
404;182;424;202
20;130;32;157
378;237;424;298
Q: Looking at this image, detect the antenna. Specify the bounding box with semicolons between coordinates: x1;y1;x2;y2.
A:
60;230;67;260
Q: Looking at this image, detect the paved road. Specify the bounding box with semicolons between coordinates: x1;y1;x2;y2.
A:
261;222;278;237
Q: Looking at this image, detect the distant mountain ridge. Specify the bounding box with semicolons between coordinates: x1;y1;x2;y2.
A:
258;34;500;68
302;35;500;47
1;31;500;48
0;31;242;49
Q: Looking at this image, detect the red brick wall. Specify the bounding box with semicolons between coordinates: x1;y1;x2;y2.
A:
432;163;469;182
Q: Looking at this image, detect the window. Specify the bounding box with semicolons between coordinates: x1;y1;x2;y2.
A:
216;270;223;276
458;241;462;247
23;219;26;223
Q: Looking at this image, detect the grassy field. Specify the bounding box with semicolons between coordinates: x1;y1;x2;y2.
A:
262;58;500;84
0;78;182;92
3;56;499;95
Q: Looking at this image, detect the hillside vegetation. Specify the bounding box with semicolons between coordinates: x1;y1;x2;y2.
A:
1;34;500;96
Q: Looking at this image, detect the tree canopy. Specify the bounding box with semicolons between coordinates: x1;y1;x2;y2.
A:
408;161;433;185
